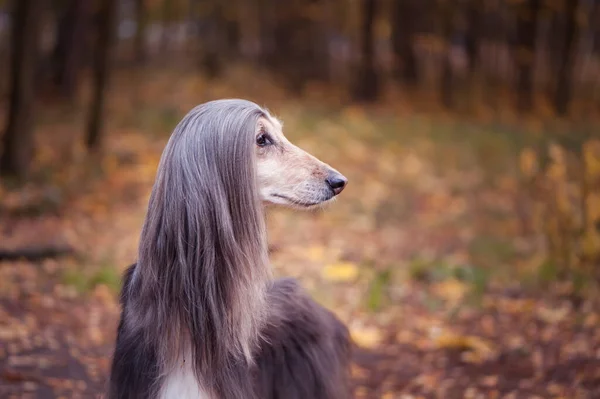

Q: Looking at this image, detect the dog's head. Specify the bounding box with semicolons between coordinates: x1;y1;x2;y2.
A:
254;114;347;209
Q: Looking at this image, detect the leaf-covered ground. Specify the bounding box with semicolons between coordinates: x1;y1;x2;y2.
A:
1;67;599;398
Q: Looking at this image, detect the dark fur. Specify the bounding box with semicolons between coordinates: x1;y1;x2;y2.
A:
108;264;160;398
254;278;352;399
109;265;351;398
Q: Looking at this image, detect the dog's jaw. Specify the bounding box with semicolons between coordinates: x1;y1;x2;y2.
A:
263;191;337;210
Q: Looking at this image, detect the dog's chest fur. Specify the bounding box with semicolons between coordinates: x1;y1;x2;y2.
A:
159;350;209;399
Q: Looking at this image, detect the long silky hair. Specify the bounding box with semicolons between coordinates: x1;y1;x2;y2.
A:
127;99;271;394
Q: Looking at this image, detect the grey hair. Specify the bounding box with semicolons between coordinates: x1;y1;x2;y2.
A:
130;99;271;394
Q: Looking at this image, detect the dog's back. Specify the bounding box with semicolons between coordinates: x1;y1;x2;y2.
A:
253;278;352;399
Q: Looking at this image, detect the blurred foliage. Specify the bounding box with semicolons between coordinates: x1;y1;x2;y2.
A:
518;138;600;280
0;0;599;396
0;64;598;398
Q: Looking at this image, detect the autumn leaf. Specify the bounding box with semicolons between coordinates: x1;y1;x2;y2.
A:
322;262;359;282
351;364;369;379
351;326;382;348
431;278;468;304
519;148;538;178
536;304;570;324
433;330;496;360
584;139;600;177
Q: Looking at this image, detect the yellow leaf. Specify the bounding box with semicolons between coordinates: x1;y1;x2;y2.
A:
519;148;538;177
586;193;600;227
581;228;600;259
434;332;495;359
432;279;468;304
322;262;359;282
584;139;600;177
351;327;381;348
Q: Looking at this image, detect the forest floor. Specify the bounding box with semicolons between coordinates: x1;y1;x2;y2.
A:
1;67;600;398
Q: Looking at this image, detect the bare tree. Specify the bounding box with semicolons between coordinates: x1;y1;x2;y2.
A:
196;0;225;78
515;0;541;112
161;0;174;53
0;0;43;178
134;0;147;64
555;0;579;115
439;0;455;108
352;0;379;102
52;0;90;99
464;0;480;73
391;0;419;85
261;0;329;92
86;0;117;150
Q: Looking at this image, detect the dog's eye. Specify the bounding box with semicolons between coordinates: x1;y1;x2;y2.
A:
256;133;272;147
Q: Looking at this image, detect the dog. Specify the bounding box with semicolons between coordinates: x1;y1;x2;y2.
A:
108;99;351;399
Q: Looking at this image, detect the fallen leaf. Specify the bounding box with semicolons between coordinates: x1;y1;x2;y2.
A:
480;375;498;387
434;331;495;360
432;278;468;304
322;262;359;282
351;364;369;379
536;304;570;324
519;148;538;178
351;327;382;348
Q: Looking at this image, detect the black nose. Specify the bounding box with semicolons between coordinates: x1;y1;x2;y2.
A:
326;172;348;195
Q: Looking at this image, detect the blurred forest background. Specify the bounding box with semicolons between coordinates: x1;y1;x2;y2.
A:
1;0;600;398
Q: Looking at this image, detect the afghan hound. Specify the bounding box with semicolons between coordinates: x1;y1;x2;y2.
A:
108;99;352;399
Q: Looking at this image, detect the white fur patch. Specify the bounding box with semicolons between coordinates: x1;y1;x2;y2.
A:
159;352;209;399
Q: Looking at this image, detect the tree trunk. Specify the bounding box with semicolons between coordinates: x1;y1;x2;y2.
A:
0;0;42;179
52;0;89;99
258;0;278;68
86;0;117;151
465;0;480;73
546;9;563;99
267;2;296;82
352;0;378;102
515;0;540;112
264;0;329;92
439;0;455;109
391;0;419;85
198;1;225;78
555;0;579;115
223;5;241;60
134;0;147;64
440;56;453;108
161;0;173;53
302;0;330;83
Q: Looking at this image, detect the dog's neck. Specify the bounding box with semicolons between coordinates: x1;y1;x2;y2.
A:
133;191;270;393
